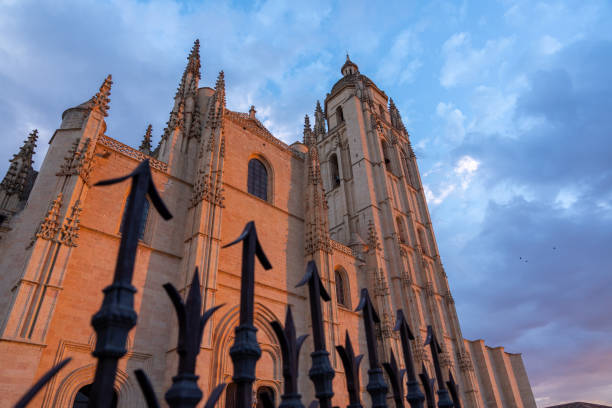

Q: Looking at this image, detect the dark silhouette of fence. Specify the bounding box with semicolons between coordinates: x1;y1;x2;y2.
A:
14;160;459;408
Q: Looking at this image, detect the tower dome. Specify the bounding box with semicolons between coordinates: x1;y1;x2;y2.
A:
341;54;359;76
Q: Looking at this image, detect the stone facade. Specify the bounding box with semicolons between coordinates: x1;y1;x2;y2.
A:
0;41;537;408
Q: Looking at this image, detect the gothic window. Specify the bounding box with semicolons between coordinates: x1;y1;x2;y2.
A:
396;216;407;243
400;149;413;185
119;196;150;240
248;158;269;201
418;228;428;255
256;386;275;408
381;139;391;170
379;103;385;117
73;384;117;408
336;106;344;124
329;154;340;188
335;267;350;308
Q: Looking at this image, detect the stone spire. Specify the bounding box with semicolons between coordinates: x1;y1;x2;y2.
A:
206;71;226;129
161;39;202;149
304;116;331;256
92;75;112;117
186;39;201;80
389;98;406;133
0;129;38;199
303;114;313;146
139;124;153;155
314;100;326;139
175;39;201;100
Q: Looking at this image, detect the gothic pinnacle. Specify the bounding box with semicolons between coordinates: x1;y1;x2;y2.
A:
186;39;201;80
0;129;38;197
314;101;326;137
93;74;112;117
139;125;153;155
389;98;407;133
215;70;226;107
215;71;225;94
303;114;313;145
19;129;39;158
304;114;311;132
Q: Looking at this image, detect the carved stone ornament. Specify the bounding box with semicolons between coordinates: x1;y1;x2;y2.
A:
57;138;94;183
458;351;474;372
439;350;453;369
36;192;63;241
59;200;82;247
367;220;381;251
425;282;435;297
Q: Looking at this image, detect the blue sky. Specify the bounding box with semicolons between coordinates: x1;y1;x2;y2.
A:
1;0;611;405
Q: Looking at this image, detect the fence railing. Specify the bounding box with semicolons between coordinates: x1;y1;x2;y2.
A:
14;160;462;408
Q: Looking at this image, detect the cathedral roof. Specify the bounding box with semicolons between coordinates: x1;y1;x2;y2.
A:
225;110;303;159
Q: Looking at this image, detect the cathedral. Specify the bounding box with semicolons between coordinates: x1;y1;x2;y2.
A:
0;40;536;407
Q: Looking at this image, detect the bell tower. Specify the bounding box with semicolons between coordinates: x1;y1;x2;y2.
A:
315;55;483;407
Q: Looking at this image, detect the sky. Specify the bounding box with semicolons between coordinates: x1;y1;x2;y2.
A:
1;0;611;405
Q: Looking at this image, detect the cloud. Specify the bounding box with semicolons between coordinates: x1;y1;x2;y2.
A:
436;101;466;142
539;35;562;55
436;38;612;405
440;32;514;87
454;155;479;189
376;27;424;84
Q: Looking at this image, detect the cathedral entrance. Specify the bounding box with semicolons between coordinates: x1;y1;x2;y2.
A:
223;384;275;408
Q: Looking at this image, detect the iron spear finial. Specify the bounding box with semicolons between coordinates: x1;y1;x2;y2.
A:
90;159;172;408
419;364;436;408
394;309;425;408
224;221;272;408
383;352;406;408
271;306;309;408
336;331;365;408
356;288;388;408
446;372;461;408
424;326;453;407
296;261;334;408
163;268;224;407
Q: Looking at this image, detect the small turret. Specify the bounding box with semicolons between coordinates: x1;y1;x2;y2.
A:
139;125;153;155
341;54;359;77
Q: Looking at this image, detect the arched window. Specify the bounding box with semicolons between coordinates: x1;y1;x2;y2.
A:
73;384;117;408
381;139;391;170
418;229;428;255
248;158;268;201
396;216;407;243
329;154;340;188
120;197;150;240
400;149;413;185
335;267;350;308
336;106;344;124
379;104;386;117
256;386;275;408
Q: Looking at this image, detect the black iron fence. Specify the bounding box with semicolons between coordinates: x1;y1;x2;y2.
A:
14;160;462;408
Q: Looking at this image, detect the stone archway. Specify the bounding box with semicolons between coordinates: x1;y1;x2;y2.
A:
52;364;141;407
212;302;283;408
